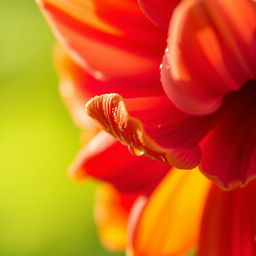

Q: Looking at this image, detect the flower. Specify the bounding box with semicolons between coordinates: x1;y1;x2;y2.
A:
36;0;183;251
36;0;256;255
37;0;256;190
86;0;256;190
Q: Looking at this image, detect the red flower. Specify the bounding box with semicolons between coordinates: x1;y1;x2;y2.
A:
37;0;256;254
38;0;256;190
38;0;176;194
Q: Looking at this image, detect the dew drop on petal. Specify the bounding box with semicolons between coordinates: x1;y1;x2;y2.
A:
128;146;144;156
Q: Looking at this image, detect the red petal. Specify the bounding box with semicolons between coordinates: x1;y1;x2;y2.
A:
37;0;166;78
70;131;170;193
200;80;256;190
138;0;181;28
124;95;217;150
162;0;256;115
56;45;165;100
198;181;256;256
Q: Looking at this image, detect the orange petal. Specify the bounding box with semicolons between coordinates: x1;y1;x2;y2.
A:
95;183;138;251
86;93;201;169
36;0;165;78
54;45;98;129
128;168;211;256
37;0;122;35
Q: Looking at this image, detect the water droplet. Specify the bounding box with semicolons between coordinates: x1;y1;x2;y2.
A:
159;63;163;70
134;148;145;156
93;71;105;80
159;155;166;162
128;146;144;156
165;48;169;53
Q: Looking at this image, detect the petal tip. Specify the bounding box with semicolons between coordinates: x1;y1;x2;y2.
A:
200;167;256;191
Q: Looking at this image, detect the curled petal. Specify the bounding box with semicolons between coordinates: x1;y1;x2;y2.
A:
70;131;170;193
95;184;138;251
128;168;211;256
86;94;201;169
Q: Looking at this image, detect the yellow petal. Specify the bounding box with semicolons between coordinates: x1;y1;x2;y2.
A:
128;168;211;256
37;0;121;35
95;184;138;251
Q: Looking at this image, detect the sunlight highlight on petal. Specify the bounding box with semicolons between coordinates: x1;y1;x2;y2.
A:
128;168;211;256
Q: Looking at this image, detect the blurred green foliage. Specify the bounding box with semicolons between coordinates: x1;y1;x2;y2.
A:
0;1;122;255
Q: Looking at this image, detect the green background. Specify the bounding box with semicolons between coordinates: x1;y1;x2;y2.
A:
0;1;122;255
